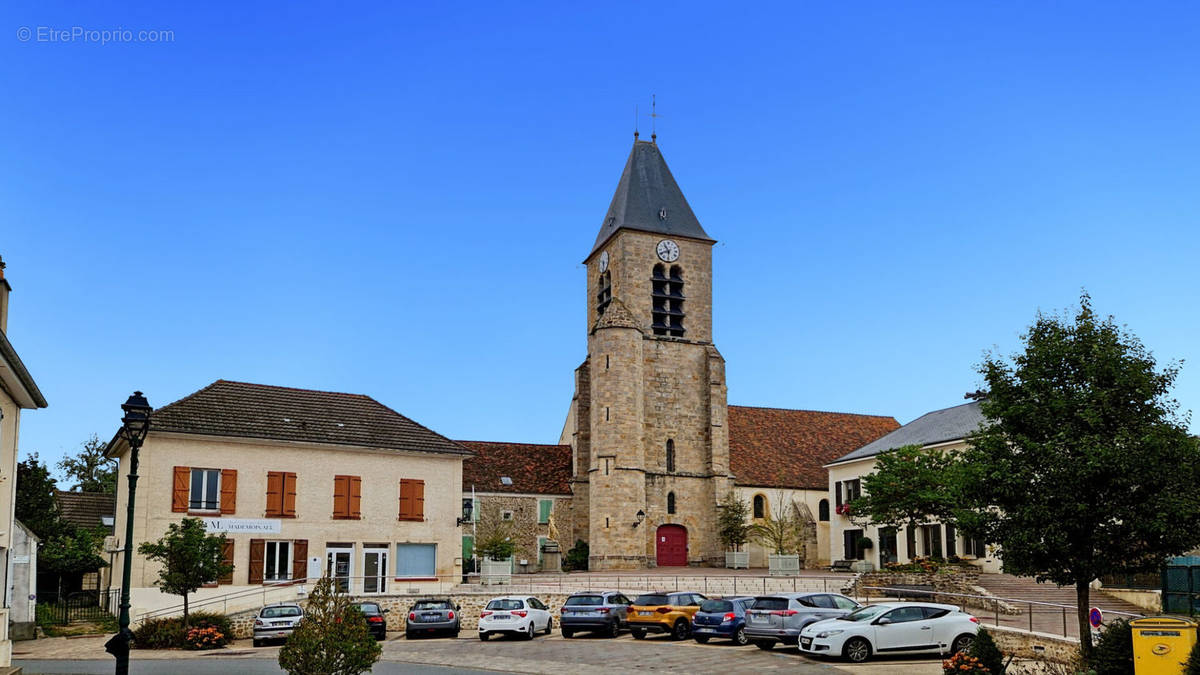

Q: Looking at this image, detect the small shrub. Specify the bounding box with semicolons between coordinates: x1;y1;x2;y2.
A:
943;651;991;674
969;628;1008;674
183;626;226;650
186;610;233;639
563;540;589;571
279;575;380;675
1184;638;1200;675
1089;618;1133;675
132;611;233;649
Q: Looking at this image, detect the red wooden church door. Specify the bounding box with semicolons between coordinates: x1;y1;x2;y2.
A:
656;525;688;566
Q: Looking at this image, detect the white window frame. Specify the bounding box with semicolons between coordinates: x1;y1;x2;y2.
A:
264;540;293;582
362;546;389;594
190;468;221;512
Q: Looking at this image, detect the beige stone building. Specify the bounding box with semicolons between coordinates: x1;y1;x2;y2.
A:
0;256;48;664
106;380;472;617
825;400;1000;572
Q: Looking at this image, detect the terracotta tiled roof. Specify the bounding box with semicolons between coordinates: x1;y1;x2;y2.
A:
144;380;471;456
54;490;116;531
729;406;900;489
458;441;572;495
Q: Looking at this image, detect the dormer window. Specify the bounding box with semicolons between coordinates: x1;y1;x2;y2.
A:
651;264;684;337
596;270;612;315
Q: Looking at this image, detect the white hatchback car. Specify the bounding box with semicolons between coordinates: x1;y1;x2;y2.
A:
478;595;554;640
798;602;980;663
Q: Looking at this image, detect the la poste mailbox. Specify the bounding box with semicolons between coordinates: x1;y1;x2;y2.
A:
1130;616;1198;675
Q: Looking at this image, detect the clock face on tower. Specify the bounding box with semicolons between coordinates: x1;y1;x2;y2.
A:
598;251;609;273
656;239;680;262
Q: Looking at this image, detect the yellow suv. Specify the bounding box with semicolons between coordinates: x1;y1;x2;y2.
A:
628;591;706;640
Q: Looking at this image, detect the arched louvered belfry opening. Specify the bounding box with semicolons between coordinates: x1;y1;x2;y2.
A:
651;264;684;337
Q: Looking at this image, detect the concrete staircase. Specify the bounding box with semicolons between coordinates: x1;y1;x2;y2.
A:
973;573;1145;638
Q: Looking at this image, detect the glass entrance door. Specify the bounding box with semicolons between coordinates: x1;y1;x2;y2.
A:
363;548;388;594
326;545;354;593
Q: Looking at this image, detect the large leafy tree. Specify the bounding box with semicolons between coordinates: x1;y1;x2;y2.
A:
962;293;1200;659
137;518;232;627
57;434;117;494
16;453;63;541
278;574;380;675
848;444;964;532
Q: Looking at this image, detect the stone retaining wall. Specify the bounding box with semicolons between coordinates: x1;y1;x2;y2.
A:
990;625;1080;665
855;569;1021;615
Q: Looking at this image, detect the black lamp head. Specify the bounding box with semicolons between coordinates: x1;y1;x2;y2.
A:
120;391;152;444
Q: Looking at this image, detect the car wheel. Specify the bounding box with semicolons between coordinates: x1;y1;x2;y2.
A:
952;634;976;654
479;632;489;641
545;617;553;635
607;620;620;638
525;622;535;640
562;628;575;639
632;628;646;640
733;627;749;646
754;640;775;650
844;637;872;663
694;635;710;644
671;619;690;641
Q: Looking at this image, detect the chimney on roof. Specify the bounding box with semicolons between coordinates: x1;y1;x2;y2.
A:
0;255;10;334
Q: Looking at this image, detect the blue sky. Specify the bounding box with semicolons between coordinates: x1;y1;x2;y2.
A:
4;2;1198;482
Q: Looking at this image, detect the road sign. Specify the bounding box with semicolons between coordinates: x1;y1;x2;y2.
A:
1089;607;1103;629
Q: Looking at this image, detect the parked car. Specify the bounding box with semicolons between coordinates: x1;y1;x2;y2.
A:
252;602;304;647
351;601;389;641
405;598;460;639
559;590;633;638
478;595;553;640
745;592;861;650
627;591;706;641
798;602;980;663
691;596;756;645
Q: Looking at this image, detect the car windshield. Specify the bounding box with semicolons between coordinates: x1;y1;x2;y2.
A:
566;595;605;606
633;594;670;606
752;597;789;611
261;606;301;618
839;605;889;622
700;600;733;613
486;599;524;611
354;603;381;615
413;601;451;610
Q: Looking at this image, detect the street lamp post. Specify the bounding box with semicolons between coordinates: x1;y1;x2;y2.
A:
104;391;151;675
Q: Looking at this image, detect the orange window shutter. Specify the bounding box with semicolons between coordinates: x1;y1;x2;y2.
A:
283;472;297;517
219;539;234;585
172;466;190;512
266;472;282;516
349;476;361;518
333;476;348;518
292;539;308;581
220;469;237;514
398;480;412;520
248;539;265;584
413;480;425;520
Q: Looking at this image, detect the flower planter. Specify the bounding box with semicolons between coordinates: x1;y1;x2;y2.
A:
725;551;750;569
480;557;512;585
768;554;801;576
850;559;875;574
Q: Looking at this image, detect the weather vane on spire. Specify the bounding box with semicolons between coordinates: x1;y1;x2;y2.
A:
650;94;660;143
634;104;639;140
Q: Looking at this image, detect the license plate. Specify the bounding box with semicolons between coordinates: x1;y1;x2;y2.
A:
696;628;713;633
750;614;765;623
801;637;813;648
639;611;653;616
422;613;439;620
493;613;510;619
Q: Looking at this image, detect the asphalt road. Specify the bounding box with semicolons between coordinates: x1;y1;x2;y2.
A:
15;660;506;675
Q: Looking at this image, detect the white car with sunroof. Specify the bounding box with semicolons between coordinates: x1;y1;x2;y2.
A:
798;602;980;663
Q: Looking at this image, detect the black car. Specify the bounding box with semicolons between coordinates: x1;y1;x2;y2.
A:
351;601;389;641
405;598;461;638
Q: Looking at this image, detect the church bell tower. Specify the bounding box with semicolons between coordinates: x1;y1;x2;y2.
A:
564;139;733;570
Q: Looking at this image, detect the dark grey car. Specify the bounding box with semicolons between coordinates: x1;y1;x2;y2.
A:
745;592;861;650
559;590;632;638
405;598;461;638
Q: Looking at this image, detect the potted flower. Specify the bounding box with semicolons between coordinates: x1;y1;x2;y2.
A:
717;493;752;569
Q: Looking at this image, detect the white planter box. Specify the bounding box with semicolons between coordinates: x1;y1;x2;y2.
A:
850;559;876;574
480;557;512;585
768;554;801;576
725;551;750;569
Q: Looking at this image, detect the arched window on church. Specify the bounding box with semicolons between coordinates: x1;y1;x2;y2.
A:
596;270;612;315
667;491;676;514
665;439;675;473
651;264;685;337
818;499;830;522
753;494;766;519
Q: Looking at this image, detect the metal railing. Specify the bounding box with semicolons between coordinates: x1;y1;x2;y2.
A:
858;585;1143;640
36;589;121;626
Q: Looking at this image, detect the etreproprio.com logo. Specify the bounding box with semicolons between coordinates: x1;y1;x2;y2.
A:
17;26;174;44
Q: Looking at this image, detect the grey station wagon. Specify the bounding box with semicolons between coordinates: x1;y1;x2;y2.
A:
745;592;861;650
559;590;633;638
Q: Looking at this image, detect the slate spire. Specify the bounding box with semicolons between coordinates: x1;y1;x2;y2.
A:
590;141;712;256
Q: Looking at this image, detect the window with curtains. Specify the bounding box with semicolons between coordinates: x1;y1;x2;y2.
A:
396;543;436;577
190;468;220;511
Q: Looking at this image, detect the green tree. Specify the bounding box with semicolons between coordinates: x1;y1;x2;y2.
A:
40;526;107;580
57;434;117;494
717;492;752;552
278;575;380;675
16;453;63;541
962;293;1200;659
848;444;964;532
137;518;232;627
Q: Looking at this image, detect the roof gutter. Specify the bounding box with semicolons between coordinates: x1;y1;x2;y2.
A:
0;330;47;409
